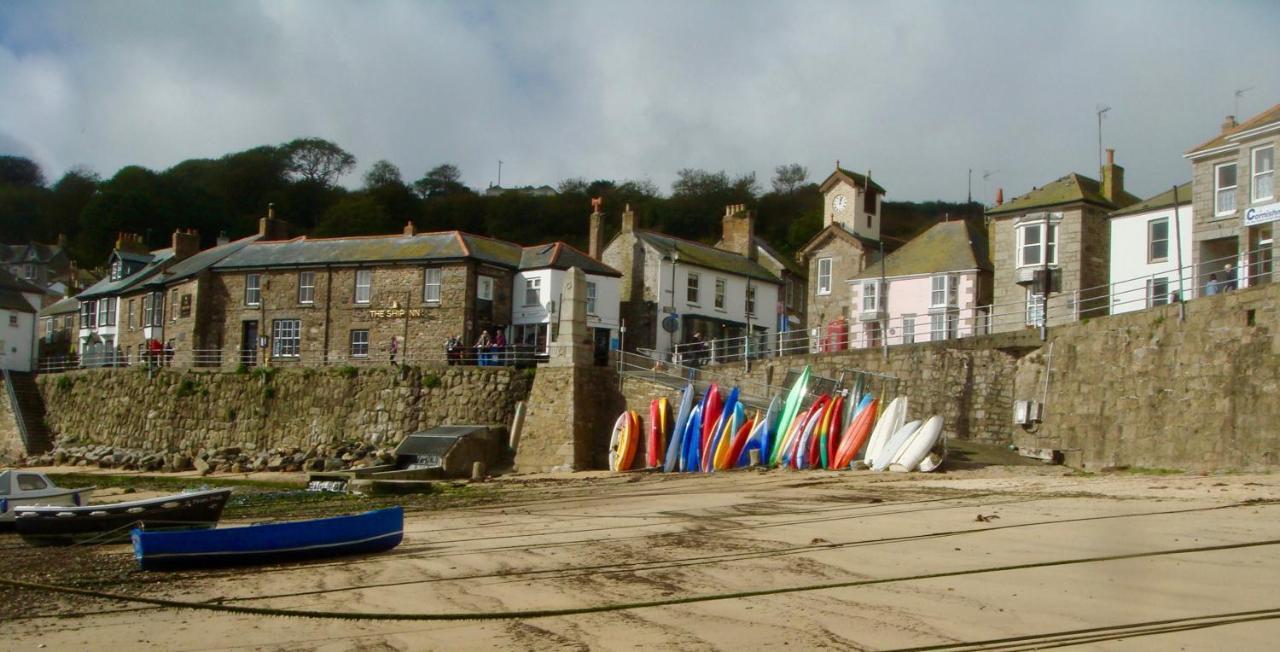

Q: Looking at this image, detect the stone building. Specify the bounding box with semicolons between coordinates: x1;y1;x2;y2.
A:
1184;102;1278;289
797;165;886;337
0;238;86;296
595;204;782;361
714;204;807;334
985;150;1140;332
36;295;80;366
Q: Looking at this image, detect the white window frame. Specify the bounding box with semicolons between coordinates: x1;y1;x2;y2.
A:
141;296;151;327
585;281;597;315
930;274;959;308
127;299;135;329
423;268;442;303
350;329;369;358
1148;217;1170;263
245;273;261;306
477;276;494;301
1025;287;1045;326
1147;277;1171;307
816;258;832;295
860;280;880;312
150;292;164;326
97;298;109;327
930;313;946;340
902;314;915;344
746;284;756;316
1253;145;1274;203
271;319;301;358
298;271;315;304
170;289;179;321
1215;162;1238;216
714;278;726;310
354;269;372;304
686;272;700;305
110;260;122;281
1017;221;1058;268
44;317;52;339
524;277;541;307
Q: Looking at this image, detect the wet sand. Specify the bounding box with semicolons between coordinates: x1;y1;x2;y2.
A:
3;466;1279;651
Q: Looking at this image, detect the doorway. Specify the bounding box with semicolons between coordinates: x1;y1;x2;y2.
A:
592;327;610;366
240;320;259;366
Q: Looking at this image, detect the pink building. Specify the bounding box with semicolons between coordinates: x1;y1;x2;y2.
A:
846;221;993;347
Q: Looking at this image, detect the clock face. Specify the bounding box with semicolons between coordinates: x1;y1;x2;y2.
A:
832;194;848;213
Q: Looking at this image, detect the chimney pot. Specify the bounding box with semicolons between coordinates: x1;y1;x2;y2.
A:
1106;148;1114;165
403;221;416;236
996;188;1004;206
1222;115;1238;133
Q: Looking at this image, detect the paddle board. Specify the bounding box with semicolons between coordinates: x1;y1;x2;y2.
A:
863;396;906;467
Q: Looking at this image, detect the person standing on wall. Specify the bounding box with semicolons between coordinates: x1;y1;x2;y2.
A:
493;327;507;365
1221;263;1238;292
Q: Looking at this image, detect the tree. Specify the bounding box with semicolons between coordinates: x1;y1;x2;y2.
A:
771;163;808;194
314;195;395;237
0;155;45;187
413;163;467;199
364;159;403;189
282;138;356;186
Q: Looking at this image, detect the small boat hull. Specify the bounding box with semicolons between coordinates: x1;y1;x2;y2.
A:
133;506;404;570
15;489;231;545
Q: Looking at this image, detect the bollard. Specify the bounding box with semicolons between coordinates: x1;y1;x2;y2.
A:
748;449;761;467
471;461;486;482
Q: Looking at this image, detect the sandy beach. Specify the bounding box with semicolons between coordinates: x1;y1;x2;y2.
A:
3;465;1279;651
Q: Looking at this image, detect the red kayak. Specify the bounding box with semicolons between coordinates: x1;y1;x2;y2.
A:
647;399;661;468
832;398;878;469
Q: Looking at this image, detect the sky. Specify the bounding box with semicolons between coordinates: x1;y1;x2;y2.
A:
1;0;1278;204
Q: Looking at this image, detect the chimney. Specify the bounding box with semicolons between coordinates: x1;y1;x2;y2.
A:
1222;115;1238;133
587;197;605;260
996;188;1004;206
56;233;66;247
720;203;756;260
403;221;417;236
257;202;291;241
621;203;637;233
1100;148;1125;204
115;232;148;255
216;230;230;246
171;228;200;262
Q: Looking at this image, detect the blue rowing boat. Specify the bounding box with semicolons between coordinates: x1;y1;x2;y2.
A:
132;506;404;570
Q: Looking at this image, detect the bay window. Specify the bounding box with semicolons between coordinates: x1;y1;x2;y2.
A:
1018;221;1058;267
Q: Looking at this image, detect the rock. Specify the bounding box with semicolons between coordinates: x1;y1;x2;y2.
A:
305;457;325;472
267;456;284;471
193;457;212;475
323;457;344;472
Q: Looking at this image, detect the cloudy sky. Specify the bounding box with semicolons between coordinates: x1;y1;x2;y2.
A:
1;0;1277;203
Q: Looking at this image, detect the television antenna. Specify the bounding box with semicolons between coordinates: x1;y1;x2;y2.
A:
1234;87;1253;118
1095;104;1111;172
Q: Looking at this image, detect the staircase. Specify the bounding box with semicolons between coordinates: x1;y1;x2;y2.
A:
4;370;54;454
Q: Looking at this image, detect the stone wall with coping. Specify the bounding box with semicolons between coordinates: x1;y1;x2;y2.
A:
0;377;23;462
36;365;531;455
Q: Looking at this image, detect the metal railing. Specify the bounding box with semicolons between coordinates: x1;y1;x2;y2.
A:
655;245;1273;361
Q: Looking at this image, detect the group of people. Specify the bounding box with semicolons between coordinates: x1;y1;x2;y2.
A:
1203;263;1240;297
444;328;508;366
680;331;711;368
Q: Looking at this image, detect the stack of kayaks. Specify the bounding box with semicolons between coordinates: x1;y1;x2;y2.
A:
609;366;945;473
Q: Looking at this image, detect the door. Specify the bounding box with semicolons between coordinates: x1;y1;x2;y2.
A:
592;327;610;366
240;320;258;366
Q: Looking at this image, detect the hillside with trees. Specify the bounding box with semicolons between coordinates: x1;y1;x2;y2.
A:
0;143;982;271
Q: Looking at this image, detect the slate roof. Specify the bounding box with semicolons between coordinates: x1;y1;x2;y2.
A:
39;295;80;317
0;266;47;294
142;235;262;287
519;242;622;277
796;222;883;260
851;221;991;281
986;173;1141;216
1186;103;1280;156
1110;182;1194;218
78;250;174;299
212;232;524;270
754;237;806;277
819;167;887;195
0;288;35;313
633;230;781;284
0;242;68;266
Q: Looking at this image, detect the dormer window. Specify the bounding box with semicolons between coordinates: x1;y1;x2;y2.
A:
110;260;123;281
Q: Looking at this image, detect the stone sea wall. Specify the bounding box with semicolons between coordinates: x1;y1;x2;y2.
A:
35;365;532;466
0;377;24;461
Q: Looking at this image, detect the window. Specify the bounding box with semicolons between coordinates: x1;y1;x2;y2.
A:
423;268;442;303
1148;277;1171;307
81;301;95;328
354;269;372;304
8;314;17;327
746;284;756;315
586;281;597;315
1025;288;1045;326
110;260;122;281
97;298;109;327
1018;221;1058;267
1215;162;1237;216
686;272;700;304
245;273;261;306
930;274;959;308
271;319;301;358
107;297;117;326
1148;217;1170;262
350;329;369;358
524;277;541;306
861;280;880;312
298;272;315;304
930;313;958;340
477;276;494;301
816;258;832;295
902;315;916;344
714;278;726;310
127;299;135;329
1253;146;1275;203
786;277;799;309
151;292;164;326
170;289;179;321
45;317;53;339
142;295;151;327
23;263;34;279
16;473;47;491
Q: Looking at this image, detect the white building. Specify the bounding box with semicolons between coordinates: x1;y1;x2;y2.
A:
1108;182;1195;313
0;269;47;372
511;243;622;362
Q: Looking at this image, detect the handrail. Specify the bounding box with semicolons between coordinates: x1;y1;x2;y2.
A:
2;369;35;452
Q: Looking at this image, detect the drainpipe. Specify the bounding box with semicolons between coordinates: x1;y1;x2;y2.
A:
1171;185;1187;322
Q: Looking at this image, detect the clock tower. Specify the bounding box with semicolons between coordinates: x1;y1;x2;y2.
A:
821;164;882;241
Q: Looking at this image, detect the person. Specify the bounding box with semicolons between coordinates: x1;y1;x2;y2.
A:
1203;273;1220;296
444;336;457;365
689;332;706;368
493;328;507;365
147;338;163;370
389;335;399;366
1221;263;1238;292
164;339;175;367
473;330;492;366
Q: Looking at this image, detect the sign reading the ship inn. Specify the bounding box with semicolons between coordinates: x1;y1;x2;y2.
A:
359;300;431;320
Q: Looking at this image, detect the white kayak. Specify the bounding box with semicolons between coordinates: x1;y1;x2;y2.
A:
606;412;629;472
888;415;944;472
872;419;923;471
862;396;906;467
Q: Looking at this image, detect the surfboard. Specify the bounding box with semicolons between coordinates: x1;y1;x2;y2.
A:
713;402;744;470
863;397;906;468
647;400;661;468
607;412;628;471
831;397;878;469
663;384;694;473
872;420;922;472
658;397;670;463
769;367;810;465
727;408;759;468
618;411;639;471
683;406;704;472
889;415;944;472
